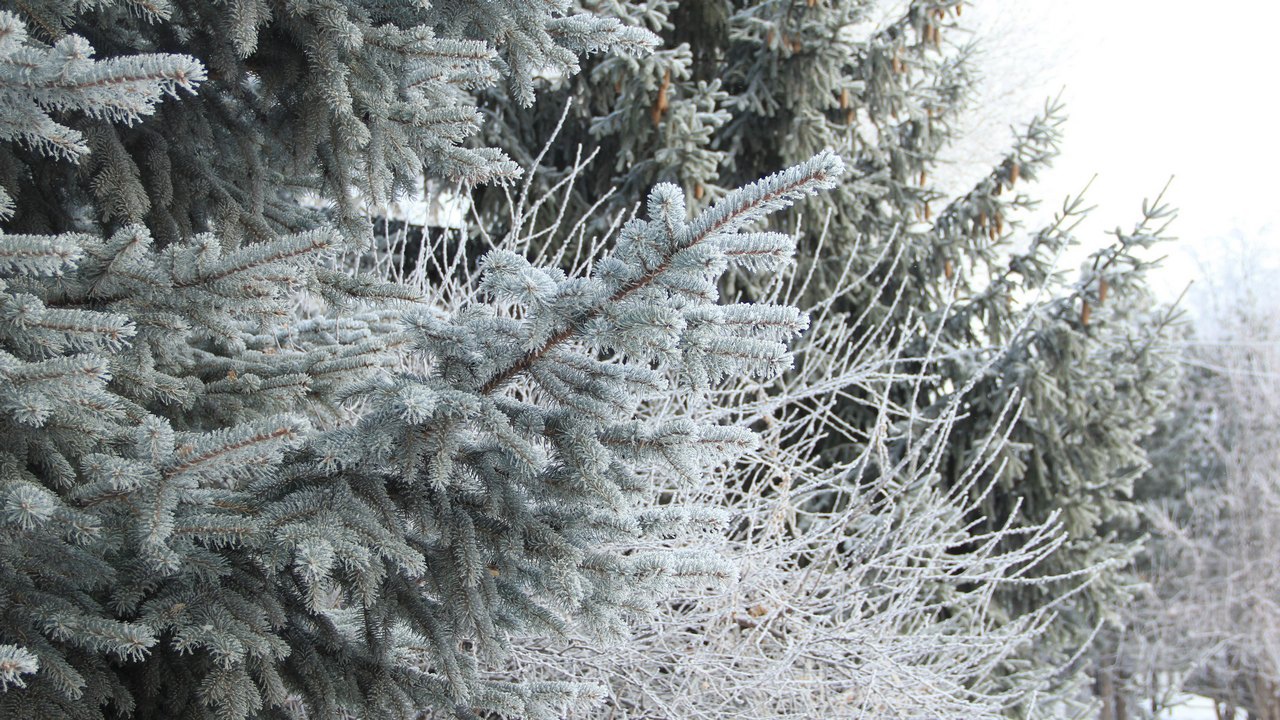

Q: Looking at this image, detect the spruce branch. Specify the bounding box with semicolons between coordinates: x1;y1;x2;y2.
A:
0;11;203;160
0;645;38;690
479;150;845;395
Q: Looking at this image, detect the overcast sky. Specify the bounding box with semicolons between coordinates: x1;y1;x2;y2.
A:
936;0;1280;301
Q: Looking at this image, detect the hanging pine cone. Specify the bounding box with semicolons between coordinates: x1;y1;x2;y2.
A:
650;69;671;127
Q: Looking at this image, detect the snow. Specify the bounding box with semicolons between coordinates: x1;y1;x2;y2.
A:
1163;694;1240;720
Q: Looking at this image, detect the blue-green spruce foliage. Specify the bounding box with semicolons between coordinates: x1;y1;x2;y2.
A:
0;2;844;718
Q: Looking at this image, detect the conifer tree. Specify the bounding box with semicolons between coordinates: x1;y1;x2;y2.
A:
930;193;1183;689
387;153;1082;719
470;0;1182;698
0;4;845;718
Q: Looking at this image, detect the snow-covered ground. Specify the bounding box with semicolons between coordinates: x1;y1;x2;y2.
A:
1163;694;1237;720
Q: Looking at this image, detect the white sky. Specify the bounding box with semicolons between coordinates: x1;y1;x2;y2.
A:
939;0;1280;300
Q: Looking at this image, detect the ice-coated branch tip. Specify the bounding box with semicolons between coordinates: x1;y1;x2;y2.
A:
685;150;846;243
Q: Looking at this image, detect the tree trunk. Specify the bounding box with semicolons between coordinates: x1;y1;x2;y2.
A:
1098;666;1117;720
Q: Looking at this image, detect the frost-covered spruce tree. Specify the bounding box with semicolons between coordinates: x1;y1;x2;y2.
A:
0;3;845;718
469;0;1183;700
423;162;1078;719
3;0;656;240
476;0;975;272
924;194;1183;697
